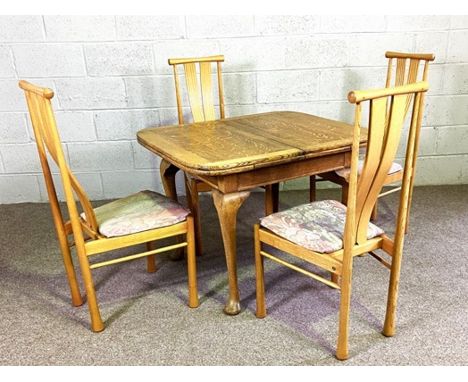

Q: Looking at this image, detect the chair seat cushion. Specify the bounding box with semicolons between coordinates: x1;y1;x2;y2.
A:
260;200;384;254
82;190;190;238
335;160;403;180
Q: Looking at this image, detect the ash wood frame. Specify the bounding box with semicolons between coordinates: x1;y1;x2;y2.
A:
162;55;279;257
19;80;199;332
254;81;429;360
311;51;435;230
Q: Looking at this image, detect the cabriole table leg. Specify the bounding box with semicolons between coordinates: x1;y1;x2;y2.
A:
212;189;250;315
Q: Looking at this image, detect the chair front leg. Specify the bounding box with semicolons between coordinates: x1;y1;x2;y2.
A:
186;216;199;308
254;224;266;318
75;244;104;332
336;266;353;360
57;231;83;307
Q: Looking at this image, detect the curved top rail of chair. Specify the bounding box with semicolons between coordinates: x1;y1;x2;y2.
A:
348;81;429;104
168;55;225;66
18;80;54;99
385;51;435;61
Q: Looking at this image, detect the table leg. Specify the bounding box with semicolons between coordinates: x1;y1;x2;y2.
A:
160;159;184;260
212;189;250;315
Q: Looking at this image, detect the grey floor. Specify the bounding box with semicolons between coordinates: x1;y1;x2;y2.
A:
0;185;467;365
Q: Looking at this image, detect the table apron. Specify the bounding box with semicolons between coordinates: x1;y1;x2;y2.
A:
191;151;351;193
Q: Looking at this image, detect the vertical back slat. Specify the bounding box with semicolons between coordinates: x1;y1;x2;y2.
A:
422;61;429;81
344;103;362;245
21;82;98;234
401;93;422;221
217;61;225;119
356;93;408;243
395;58;406;86
68;170;98;230
25;91;62;218
402;58;420;116
200;62;216;121
29;94;56;162
356;97;388;215
183;62;205;122
172;65;185;125
38;97;60;163
169;56;225;124
41;95;98;232
406;59;420;84
385;58;393;88
43;96;98;236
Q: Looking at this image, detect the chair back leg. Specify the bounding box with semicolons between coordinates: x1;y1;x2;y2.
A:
56;227;83;307
76;244;104;332
186;216;199;308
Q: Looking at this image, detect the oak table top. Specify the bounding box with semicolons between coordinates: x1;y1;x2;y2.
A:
137;111;361;176
137;111;363;316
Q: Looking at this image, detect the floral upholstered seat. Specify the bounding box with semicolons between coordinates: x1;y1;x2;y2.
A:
82;190;190;238
335;159;402;181
260;200;384;254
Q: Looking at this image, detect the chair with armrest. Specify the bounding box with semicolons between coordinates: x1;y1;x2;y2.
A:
19;80;199;332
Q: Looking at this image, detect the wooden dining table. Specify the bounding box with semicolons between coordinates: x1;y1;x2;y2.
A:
137;111;365;315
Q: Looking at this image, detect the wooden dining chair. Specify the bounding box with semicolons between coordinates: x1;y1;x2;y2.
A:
164;55;278;256
19;80;199;332
254;81;429;360
310;52;435;231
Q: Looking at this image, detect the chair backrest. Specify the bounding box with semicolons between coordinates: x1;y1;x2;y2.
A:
168;55;225;125
384;51;435;117
18;80;98;240
385;51;435;87
344;81;429;249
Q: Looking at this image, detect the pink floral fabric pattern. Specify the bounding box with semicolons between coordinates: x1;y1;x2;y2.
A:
260;200;384;254
82;190;189;238
335;160;403;180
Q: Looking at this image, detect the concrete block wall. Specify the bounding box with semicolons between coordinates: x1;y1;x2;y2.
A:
1;15;467;203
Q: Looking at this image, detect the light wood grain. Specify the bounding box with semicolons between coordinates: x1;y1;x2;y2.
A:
312;51;435;232
168;54;256;258
385;51;435;61
169;55;225;126
254;82;428;360
20;80;199;332
168;55;225;65
139;110;360;315
137;111;360;175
